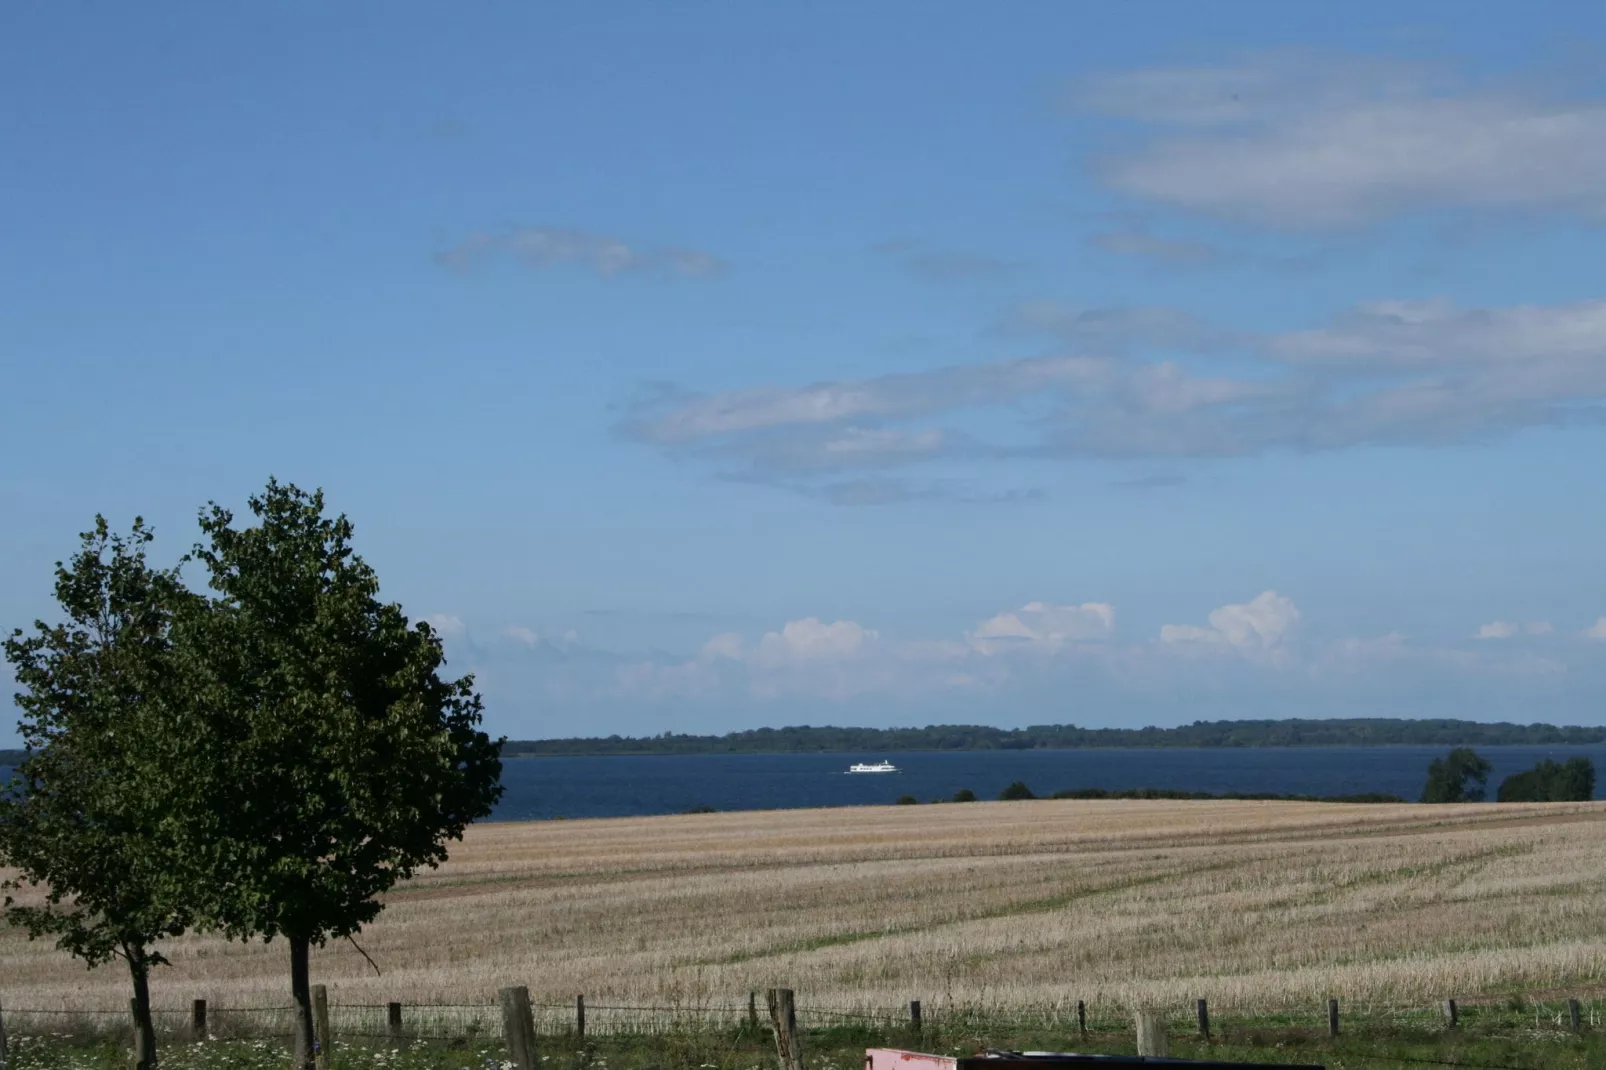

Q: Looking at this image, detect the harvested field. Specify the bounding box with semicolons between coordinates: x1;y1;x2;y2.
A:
5;799;1606;1019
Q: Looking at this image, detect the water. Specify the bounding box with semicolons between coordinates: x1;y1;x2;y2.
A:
487;744;1606;821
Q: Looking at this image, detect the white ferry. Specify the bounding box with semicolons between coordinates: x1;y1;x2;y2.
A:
848;760;899;774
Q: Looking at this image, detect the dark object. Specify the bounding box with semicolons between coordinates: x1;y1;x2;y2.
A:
999;781;1035;801
1076;1000;1086;1035
1498;758;1595;802
767;988;803;1070
499;986;537;1070
910;1000;922;1032
311;985;331;1070
1569;998;1583;1032
192;999;207;1042
577;994;586;1039
1327;998;1339;1038
1421;749;1492;802
387;1002;403;1044
952;788;978;802
1196;998;1209;1039
749;992;759;1030
896;795;919;806
1442;999;1458;1028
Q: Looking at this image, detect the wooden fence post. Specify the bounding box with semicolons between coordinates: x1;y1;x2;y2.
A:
1134;1009;1168;1058
1442;999;1458;1029
766;988;804;1070
576;995;586;1040
311;985;332;1070
1195;999;1209;1040
1569;999;1583;1033
1076;1000;1086;1036
191;999;207;1042
499;986;538;1070
0;996;9;1070
1327;998;1340;1038
909;1000;922;1033
748;992;759;1031
387;1002;404;1045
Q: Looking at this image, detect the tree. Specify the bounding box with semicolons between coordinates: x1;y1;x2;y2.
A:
1420;748;1493;803
999;780;1036;801
171;481;505;1070
1497;757;1596;802
0;518;193;1069
952;788;978;802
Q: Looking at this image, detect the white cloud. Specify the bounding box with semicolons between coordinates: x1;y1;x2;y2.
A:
753;618;877;667
700;632;746;661
1161;591;1300;650
968;602;1115;654
437;226;724;278
1076;54;1606;228
1474;620;1553;640
425;614;466;640
1585;618;1606;640
504;625;540;646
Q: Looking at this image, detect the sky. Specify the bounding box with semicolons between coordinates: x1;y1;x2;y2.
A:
4;2;1606;742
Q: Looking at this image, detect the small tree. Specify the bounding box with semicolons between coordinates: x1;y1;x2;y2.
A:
1497;757;1596;802
1420;747;1493;803
999;780;1036;801
952;787;978;802
0;518;193;1069
172;481;505;1069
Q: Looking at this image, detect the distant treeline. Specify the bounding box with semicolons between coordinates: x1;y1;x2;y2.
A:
506;718;1606;757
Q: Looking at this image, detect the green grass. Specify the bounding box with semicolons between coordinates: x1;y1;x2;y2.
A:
6;1016;1603;1070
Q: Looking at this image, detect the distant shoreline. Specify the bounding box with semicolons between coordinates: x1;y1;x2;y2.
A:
501;718;1606;758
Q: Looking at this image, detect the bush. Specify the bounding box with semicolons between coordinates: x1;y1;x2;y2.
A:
952;788;978;802
895;794;919;805
1497;757;1595;802
999;780;1036;801
1421;747;1492;803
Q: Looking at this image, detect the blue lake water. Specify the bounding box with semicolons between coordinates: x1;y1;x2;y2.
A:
486;745;1606;821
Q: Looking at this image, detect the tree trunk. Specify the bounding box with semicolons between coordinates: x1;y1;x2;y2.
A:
126;945;158;1070
291;935;316;1070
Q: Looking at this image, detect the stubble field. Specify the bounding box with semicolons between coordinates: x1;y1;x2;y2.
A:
5;799;1606;1021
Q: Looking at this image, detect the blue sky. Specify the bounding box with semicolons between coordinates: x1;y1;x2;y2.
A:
5;2;1606;741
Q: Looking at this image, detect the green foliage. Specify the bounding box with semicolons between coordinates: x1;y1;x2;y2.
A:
505;717;1606;755
0;517;195;1065
1497;757;1596;801
951;787;977;802
1420;747;1493;803
894;794;918;805
171;479;506;947
1048;787;1405;802
998;780;1036;800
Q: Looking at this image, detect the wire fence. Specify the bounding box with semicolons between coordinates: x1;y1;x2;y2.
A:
1;991;1601;1058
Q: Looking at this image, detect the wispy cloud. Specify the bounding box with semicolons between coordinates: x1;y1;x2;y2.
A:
1087;229;1220;266
436;226;725;278
1074;53;1606;228
622;291;1606;500
874;239;1016;280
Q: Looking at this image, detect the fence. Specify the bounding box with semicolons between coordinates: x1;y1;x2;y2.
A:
1;987;1601;1067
